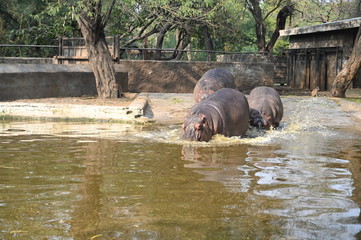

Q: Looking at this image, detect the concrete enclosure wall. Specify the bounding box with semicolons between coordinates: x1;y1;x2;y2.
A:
0;60;273;100
121;60;274;93
217;54;286;85
0;57;54;64
0;64;128;101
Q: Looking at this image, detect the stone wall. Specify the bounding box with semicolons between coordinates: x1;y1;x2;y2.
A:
0;64;128;101
217;54;287;85
121;60;274;94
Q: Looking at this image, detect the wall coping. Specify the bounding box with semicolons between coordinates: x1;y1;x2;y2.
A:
280;17;361;37
0;63;127;73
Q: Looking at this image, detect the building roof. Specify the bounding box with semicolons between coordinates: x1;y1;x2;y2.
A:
280;17;361;36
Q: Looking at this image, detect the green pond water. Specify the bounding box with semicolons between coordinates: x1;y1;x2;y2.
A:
0;97;361;239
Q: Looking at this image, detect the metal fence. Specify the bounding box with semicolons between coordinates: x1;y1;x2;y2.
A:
0;36;260;63
118;47;259;62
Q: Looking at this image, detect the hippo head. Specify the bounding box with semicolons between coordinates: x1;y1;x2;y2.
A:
182;114;213;142
249;109;264;128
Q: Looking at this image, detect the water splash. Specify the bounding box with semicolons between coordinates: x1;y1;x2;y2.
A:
179;98;338;146
286;98;331;133
0;98;350;146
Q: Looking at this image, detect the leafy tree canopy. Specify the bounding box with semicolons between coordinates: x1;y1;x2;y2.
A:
0;0;359;57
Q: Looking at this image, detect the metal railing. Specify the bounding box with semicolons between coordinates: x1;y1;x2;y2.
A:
119;47;260;62
0;37;262;62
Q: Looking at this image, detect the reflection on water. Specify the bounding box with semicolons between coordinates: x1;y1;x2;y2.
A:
0;97;361;239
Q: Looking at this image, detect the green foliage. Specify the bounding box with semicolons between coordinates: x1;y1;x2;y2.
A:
0;0;79;57
292;0;357;27
0;0;359;57
272;37;289;56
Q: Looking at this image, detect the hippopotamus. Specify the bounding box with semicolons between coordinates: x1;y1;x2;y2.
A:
248;86;283;129
193;68;236;102
182;88;249;142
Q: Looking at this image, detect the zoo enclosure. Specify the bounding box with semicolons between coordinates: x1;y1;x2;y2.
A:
0;36;262;63
0;36;287;85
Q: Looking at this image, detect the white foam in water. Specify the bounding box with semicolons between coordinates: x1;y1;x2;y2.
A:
164;98;342;146
241;98;338;145
287;98;331;131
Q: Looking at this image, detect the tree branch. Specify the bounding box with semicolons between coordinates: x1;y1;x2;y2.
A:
263;0;283;21
121;26;159;47
138;16;157;37
102;0;116;27
266;4;294;53
77;13;94;31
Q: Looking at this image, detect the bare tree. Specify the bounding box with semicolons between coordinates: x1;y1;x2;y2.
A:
331;25;361;98
76;0;120;98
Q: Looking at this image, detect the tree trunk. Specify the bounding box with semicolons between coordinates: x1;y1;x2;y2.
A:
247;0;266;53
174;25;192;60
266;5;294;54
202;25;214;61
167;29;184;60
175;32;191;60
77;0;120;98
86;31;120;98
331;26;361;98
155;23;173;60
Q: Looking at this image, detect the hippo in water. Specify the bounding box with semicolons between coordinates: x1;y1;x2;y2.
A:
182;88;249;142
248;86;283;129
193;68;236;102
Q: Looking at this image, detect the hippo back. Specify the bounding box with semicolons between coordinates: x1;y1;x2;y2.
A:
193;68;235;102
248;86;283;128
196;88;249;137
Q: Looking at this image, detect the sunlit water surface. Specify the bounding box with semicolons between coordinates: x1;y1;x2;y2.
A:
1;97;361;239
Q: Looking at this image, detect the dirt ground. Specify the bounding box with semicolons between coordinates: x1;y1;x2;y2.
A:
9;92;138;107
2;87;360;124
275;86;361;98
7;87;361;106
274;87;361;100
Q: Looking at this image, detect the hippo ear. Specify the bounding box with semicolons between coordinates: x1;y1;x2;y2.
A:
250;109;259;117
249;109;254;116
182;124;186;130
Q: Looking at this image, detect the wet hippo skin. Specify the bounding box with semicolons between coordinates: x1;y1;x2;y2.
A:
193;68;235;102
248;86;283;129
183;88;249;142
